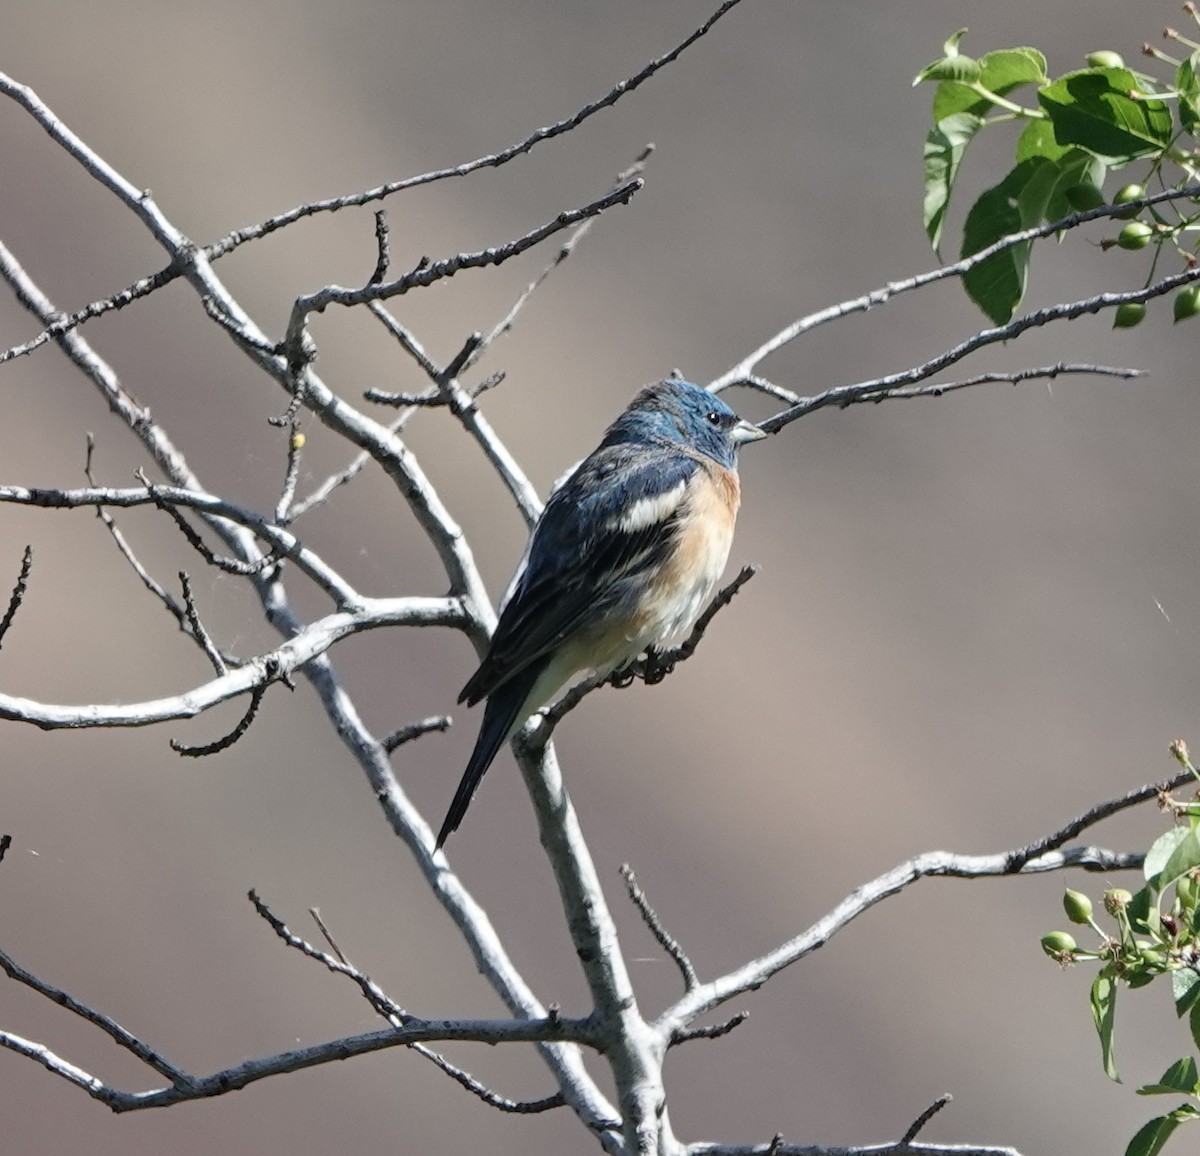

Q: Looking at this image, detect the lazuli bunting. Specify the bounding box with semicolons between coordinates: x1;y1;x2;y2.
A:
436;378;766;847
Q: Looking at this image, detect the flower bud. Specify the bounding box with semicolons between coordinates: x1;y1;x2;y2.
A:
1103;888;1133;917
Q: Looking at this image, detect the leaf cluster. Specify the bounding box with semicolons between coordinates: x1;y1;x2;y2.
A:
1040;746;1200;1156
916;26;1200;324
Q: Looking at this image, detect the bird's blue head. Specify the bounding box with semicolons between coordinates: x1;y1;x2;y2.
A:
606;378;768;470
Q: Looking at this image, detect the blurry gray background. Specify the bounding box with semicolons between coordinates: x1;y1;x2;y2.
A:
1;2;1195;1153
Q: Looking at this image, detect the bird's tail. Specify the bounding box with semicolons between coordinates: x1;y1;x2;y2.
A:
435;666;543;849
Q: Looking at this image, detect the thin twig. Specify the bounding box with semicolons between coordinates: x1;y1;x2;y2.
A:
673;1013;747;1044
0;261;178;365
250;890;408;1022
282;179;642;373
853;362;1144;404
179;573;227;676
710;184;1200;393
308;907;349;966
0;943;191;1084
285;413;410;522
469;144;657;369
900;1095;954;1146
368;306;542;525
1003;770;1193;871
382;715;452;753
369;210;391;285
275;425;305;523
258;895;570;1114
0;546;33;650
200;1;745;261
621;865;698;991
170;683;267;757
758;269;1200;433
1;481;360;607
409;1046;567;1115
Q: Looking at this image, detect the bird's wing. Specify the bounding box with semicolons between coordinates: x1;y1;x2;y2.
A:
460;443;697;705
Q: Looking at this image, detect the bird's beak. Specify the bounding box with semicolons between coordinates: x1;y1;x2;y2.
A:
730;418;769;445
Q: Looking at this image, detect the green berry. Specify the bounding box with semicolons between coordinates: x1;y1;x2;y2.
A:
1174;286;1200;323
1063;889;1094;925
1086;50;1125;69
1112;184;1146;219
1113;302;1146;328
1041;930;1078;958
1116;222;1154;250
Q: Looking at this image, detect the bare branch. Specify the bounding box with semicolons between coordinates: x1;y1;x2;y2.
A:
760;269;1200;433
851;362;1144;405
710;184;1200;392
0;159;616;1136
470;144;657;369
282;179;643;374
658;840;1143;1039
659;768;1194;1053
0;942;190;1084
689;1137;1019;1156
1002;770;1193;871
368;307;543;525
0;483;358;607
250;890;408;1022
0;1015;597;1115
0;596;460;730
200;1;745;261
0;262;177;365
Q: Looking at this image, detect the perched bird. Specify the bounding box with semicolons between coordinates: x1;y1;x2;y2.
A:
436;378;767;848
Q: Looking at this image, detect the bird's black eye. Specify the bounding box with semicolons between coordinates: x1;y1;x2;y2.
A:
705;410;723;427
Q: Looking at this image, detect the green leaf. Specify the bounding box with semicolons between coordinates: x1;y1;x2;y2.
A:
1146;828;1192;888
1038;68;1174;162
1173;968;1200;1017
1016;118;1071;163
923;112;984;249
932;48;1049;119
1126;1113;1181;1156
1148;829;1200;892
916;56;982;86
915;31;979;87
1043;150;1107;224
1137;1057;1200;1096
1128;886;1157;935
1191;999;1200;1053
1091;972;1121;1082
960;158;1051;323
1178;51;1200;136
